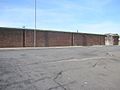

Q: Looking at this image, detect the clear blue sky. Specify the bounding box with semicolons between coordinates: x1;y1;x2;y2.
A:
0;0;120;34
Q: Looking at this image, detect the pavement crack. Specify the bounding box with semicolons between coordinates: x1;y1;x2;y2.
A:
0;79;32;89
33;76;51;83
92;62;98;67
92;59;102;68
0;77;51;90
47;81;75;90
51;71;67;90
54;71;63;80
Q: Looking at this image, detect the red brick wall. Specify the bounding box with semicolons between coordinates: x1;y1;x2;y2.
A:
25;30;34;47
0;28;23;47
36;31;46;47
47;32;72;46
85;35;101;46
0;27;106;47
73;33;105;46
100;36;105;45
73;34;85;46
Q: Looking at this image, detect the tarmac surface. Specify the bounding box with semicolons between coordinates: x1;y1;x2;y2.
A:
0;46;120;90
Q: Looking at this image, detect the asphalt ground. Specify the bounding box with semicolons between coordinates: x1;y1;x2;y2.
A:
0;46;120;90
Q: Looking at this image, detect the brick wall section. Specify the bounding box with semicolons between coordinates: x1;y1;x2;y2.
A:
0;27;106;47
73;33;105;46
47;32;72;46
36;31;47;47
25;30;34;47
0;28;23;47
100;36;105;45
85;35;101;46
73;33;85;46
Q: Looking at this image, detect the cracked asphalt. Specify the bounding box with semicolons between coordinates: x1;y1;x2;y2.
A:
0;46;120;90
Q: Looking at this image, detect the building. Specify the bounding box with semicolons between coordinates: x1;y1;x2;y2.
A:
105;33;119;45
0;27;119;48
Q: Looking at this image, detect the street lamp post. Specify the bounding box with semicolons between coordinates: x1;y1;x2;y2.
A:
34;0;36;47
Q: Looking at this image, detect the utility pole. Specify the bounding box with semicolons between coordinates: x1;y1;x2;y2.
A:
22;26;26;47
34;0;36;47
77;30;78;33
